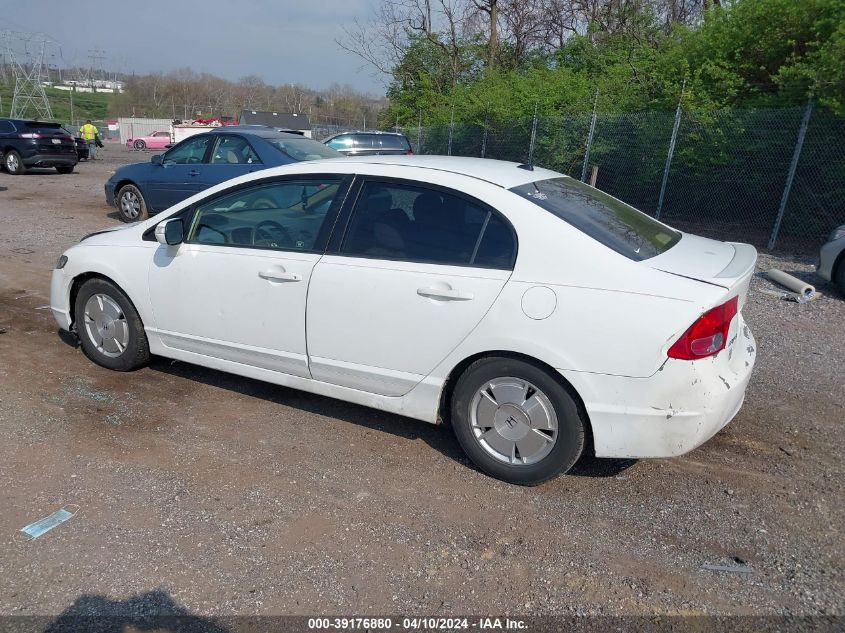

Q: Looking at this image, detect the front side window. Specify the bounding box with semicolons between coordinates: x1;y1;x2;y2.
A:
510;177;680;260
210;135;262;164
341;181;516;268
163;135;210;164
188;178;343;251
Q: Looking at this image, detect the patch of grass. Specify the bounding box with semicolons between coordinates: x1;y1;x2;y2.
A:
0;82;112;124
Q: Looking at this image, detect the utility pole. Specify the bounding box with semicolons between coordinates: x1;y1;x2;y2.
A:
3;31;55;120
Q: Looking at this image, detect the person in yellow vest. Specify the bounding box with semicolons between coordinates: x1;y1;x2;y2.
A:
79;120;99;160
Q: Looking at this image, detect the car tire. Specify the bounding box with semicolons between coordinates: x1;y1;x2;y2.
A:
4;150;25;175
117;184;148;222
74;278;150;371
835;259;845;297
451;356;586;485
56;165;74;174
133;139;146;150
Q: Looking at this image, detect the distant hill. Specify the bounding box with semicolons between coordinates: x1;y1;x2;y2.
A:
0;84;112;124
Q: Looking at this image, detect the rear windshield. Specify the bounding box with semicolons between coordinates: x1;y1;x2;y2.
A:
510;177;680;260
270;138;340;161
24;121;66;135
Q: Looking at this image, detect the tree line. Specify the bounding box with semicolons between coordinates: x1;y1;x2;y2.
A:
107;69;386;127
338;0;844;126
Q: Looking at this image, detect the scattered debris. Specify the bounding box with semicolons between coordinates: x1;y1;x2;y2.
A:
0;326;7;334
779;446;795;456
760;288;821;303
19;505;79;540
35;305;51;311
764;269;820;303
701;562;753;574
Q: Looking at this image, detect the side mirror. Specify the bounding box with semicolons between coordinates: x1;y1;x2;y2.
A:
151;154;163;165
155;218;184;246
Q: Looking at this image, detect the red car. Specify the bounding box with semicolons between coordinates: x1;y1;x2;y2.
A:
126;130;171;151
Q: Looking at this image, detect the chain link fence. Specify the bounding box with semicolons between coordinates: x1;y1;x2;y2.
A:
394;104;844;252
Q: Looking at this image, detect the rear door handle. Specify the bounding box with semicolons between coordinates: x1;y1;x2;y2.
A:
259;270;302;282
189;169;200;176
417;287;474;301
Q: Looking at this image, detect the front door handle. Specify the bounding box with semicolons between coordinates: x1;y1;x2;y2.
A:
259;270;302;282
417;287;474;301
189;169;200;176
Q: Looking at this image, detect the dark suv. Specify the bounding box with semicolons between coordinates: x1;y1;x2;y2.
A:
323;131;413;156
0;118;79;174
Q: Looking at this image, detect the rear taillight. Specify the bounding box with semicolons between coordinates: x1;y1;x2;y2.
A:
19;133;43;139
668;296;738;360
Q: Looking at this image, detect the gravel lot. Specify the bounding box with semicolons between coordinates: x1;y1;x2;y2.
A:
0;145;842;623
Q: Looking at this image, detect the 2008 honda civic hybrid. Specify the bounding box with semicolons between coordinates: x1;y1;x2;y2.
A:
51;156;757;485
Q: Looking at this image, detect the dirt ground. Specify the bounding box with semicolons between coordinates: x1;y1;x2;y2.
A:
0;144;842;622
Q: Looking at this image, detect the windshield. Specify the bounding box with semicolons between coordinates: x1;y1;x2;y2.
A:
510;177;680;260
270;138;339;161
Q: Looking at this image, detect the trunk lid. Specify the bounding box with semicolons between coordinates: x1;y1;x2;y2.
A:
644;233;757;307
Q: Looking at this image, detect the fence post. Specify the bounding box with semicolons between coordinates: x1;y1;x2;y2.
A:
447;105;455;156
528;102;539;166
417;109;422;154
656;80;685;220
481;109;489;158
768;99;813;251
581;90;598;182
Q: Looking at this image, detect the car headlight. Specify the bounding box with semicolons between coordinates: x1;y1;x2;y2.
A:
55;255;68;269
828;226;845;242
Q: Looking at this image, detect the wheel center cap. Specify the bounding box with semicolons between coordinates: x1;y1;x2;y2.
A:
493;404;530;441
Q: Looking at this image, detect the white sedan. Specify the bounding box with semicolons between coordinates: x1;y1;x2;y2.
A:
51;156;757;485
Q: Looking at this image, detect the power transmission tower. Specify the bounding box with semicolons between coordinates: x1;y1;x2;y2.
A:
2;31;54;120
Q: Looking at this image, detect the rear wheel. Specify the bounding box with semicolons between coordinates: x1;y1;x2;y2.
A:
74;278;149;371
117;184;148;222
835;259;845;296
4;150;25;175
56;164;74;174
451;357;586;485
133;139;146;150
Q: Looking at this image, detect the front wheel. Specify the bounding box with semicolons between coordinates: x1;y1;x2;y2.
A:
451;357;586;485
116;184;148;222
4;150;25;174
74;278;150;371
56;164;75;174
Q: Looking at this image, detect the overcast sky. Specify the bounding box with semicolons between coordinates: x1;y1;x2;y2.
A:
0;0;386;95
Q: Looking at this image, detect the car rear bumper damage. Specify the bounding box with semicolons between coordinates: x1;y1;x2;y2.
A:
562;315;756;459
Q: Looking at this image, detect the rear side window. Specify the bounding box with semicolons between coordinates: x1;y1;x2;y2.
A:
0;121;14;133
341;181;516;269
371;134;411;151
511;177;680;260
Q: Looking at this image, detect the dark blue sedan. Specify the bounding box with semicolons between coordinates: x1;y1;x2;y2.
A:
105;126;340;222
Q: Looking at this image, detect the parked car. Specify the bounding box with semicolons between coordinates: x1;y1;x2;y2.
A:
63;128;90;161
105;126;340;222
817;224;845;295
323;130;413;156
126;130;172;151
0;118;78;174
53;156;758;485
